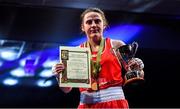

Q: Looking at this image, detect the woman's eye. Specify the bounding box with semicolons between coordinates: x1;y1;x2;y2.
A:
86;20;92;25
86;19;101;25
94;19;101;24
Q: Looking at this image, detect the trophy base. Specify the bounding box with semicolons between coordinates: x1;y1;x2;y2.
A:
123;71;144;86
124;77;144;86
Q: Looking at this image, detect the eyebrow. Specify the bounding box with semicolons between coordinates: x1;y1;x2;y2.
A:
86;18;101;20
86;14;99;19
85;17;101;22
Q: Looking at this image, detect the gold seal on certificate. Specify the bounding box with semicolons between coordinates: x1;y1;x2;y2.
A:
59;46;91;88
91;82;98;91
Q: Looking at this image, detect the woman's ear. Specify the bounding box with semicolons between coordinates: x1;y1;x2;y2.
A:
81;24;84;32
103;25;106;30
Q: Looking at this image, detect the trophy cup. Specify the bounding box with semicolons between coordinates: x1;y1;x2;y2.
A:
117;42;144;86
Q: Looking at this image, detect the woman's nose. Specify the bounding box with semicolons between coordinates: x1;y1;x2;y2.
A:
91;21;97;26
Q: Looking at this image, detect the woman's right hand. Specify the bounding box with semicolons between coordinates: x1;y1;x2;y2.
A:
52;63;72;93
52;63;65;76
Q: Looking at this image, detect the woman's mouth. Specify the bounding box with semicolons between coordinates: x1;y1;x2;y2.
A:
90;29;100;34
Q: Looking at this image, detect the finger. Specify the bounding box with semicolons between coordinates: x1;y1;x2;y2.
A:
55;65;65;70
139;70;144;78
134;58;144;69
53;69;63;76
129;63;139;70
128;58;144;70
55;69;63;74
128;58;136;65
55;63;64;67
128;60;137;67
52;64;64;75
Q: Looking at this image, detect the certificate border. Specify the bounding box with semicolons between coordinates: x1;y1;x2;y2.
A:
61;51;90;84
59;46;91;88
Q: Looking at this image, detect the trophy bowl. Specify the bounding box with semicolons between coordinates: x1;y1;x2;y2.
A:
117;42;144;86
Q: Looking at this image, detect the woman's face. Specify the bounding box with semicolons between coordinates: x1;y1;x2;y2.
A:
81;12;105;41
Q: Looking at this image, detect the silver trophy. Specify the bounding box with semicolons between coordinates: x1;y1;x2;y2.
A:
117;42;144;86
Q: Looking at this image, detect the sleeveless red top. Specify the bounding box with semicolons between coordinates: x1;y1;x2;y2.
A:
79;38;124;92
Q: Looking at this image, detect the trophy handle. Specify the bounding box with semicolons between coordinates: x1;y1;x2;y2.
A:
131;42;138;57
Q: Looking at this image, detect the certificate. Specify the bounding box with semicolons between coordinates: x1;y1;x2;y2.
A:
59;46;91;88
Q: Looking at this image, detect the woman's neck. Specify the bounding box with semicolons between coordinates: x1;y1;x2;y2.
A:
88;36;103;52
89;41;99;52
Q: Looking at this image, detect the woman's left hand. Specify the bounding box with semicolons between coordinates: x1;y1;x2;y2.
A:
127;58;144;71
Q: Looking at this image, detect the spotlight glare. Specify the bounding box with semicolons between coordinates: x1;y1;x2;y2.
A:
42;59;58;68
39;69;53;78
104;24;142;43
3;78;18;86
70;36;86;46
0;50;19;61
37;79;52;87
19;58;26;67
10;68;26;77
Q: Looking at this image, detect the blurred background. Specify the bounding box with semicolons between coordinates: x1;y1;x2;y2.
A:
0;0;180;108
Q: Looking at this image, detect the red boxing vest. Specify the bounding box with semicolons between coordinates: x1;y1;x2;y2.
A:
79;38;124;92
